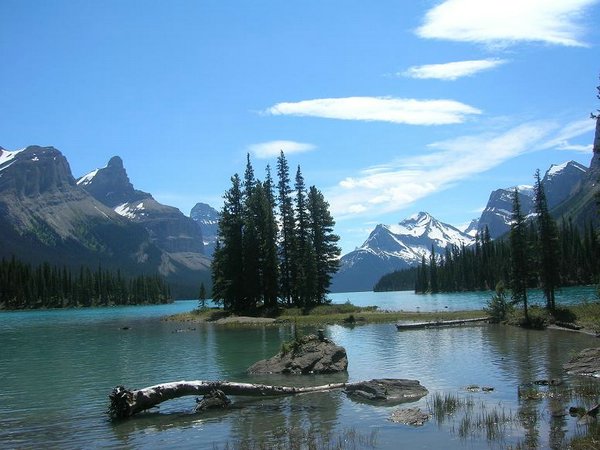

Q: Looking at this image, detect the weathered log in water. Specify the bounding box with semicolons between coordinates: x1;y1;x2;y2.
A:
108;378;428;420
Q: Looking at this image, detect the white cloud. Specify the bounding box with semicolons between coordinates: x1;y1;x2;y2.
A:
248;140;316;159
417;0;598;47
333;116;587;248
329;118;594;220
403;59;508;80
555;142;593;153
265;96;482;125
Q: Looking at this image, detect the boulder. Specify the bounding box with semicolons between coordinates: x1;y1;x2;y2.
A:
564;347;600;378
247;334;348;375
345;379;428;405
389;408;430;426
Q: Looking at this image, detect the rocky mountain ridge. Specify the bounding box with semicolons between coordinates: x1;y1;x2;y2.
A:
0;146;210;298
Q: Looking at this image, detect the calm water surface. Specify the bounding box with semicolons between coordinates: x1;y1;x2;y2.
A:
1;288;599;449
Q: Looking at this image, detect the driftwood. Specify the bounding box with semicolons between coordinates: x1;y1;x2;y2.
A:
108;378;428;420
395;317;490;331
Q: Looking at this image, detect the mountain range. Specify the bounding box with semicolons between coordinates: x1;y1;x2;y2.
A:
0;146;210;298
331;123;600;293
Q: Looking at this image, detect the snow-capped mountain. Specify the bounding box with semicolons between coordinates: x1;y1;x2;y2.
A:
78;156;207;256
477;161;587;239
331;212;474;293
190;202;220;257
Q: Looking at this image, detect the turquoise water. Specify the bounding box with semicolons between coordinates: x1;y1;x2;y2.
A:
1;288;599;449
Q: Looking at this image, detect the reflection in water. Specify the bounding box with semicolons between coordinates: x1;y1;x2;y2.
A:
2;305;600;449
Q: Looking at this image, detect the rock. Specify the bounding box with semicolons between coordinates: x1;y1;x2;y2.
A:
247;334;348;375
563;347;600;377
389;408;430;426
195;389;231;412
345;379;428;405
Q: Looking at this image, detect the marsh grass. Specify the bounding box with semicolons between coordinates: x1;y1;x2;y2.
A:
212;427;379;450
428;392;518;444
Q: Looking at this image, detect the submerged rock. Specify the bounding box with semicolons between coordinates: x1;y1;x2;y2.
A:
389;408;430;426
247;334;348;375
564;347;600;378
345;379;428;404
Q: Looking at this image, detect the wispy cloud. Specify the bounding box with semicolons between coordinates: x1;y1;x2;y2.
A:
402;59;508;80
264;96;482;125
416;0;598;47
328;119;594;220
248;140;316;159
539;118;596;152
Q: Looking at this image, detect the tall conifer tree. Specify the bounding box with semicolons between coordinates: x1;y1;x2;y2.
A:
533;169;560;310
510;188;530;322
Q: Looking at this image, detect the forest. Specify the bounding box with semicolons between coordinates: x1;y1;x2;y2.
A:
0;257;171;309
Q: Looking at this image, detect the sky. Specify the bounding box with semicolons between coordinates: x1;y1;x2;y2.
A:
1;0;600;255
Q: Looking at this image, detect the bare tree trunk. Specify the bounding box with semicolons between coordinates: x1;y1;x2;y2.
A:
108;378;428;420
108;380;347;419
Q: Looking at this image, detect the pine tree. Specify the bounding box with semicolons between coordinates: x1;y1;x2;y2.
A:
277;151;296;305
259;171;279;310
429;245;439;293
307;186;341;304
212;174;244;312
242;154;262;310
533;169;560;310
510;188;530;322
198;282;207;309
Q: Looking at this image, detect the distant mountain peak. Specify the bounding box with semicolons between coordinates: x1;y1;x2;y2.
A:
332;212;473;292
107;155;124;169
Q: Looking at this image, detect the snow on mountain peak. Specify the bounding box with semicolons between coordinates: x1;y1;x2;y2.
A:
77;169;99;186
0;148;25;169
545;160;586;179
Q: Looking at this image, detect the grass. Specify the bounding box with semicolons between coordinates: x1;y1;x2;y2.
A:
167;303;489;327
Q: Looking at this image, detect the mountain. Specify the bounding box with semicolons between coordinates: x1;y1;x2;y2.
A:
331;212;473;293
477;161;588;239
190;202;220;257
0;145;165;275
78;156;210;296
551;118;600;228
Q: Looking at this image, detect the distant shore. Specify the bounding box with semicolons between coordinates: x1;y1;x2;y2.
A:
166;304;489;327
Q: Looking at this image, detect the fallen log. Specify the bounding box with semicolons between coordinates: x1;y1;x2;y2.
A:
108;378;428;420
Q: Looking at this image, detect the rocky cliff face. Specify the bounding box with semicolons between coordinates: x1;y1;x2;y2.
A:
0;146;163;272
476;161;587;239
190;202;220;256
78;157;206;256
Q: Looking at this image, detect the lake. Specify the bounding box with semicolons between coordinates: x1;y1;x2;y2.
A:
1;288;599;449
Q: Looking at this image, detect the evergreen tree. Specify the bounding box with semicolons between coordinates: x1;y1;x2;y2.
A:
429;245;439;293
242;154;262;310
510;188;530;322
277;151;296;305
533;169;560;310
307;186;341;303
212;174;245;312
198;282;207;309
259;172;280;310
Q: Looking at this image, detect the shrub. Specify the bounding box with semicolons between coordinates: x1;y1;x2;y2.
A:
485;282;513;323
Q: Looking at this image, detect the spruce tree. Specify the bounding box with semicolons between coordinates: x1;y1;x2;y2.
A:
429;245;439;293
533;169;560;310
277;151;296;305
307;186;341;304
242;154;262;310
260;170;280;310
510;188;530;322
212;174;244;312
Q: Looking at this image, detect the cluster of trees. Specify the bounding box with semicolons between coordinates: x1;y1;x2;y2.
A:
375;172;599;303
211;152;341;314
0;257;171;309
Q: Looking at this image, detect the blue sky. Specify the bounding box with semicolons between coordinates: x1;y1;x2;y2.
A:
1;0;599;255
